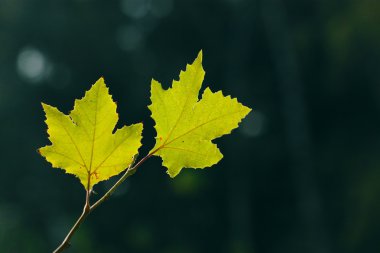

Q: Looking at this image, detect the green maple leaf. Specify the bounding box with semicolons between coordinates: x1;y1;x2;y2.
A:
148;51;252;177
39;78;143;190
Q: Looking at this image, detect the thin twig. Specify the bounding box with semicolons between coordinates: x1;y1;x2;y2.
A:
52;151;157;253
53;190;91;253
90;153;153;211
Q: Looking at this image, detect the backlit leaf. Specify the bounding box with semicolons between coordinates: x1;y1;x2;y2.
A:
39;78;143;189
149;51;251;177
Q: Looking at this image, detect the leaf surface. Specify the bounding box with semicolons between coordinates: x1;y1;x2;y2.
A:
149;51;251;177
39;78;143;189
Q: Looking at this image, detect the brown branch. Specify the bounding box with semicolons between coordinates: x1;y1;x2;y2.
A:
90;153;153;211
51;151;157;253
53;190;91;253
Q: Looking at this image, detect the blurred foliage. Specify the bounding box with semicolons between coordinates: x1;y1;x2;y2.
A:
0;0;379;252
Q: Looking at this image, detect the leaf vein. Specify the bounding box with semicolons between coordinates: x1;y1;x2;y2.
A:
163;109;245;147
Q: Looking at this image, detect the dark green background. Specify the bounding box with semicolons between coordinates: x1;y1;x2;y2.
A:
1;0;379;252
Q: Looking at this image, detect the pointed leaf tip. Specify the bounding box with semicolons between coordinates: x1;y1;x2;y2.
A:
149;52;251;177
193;50;203;64
198;50;203;59
39;79;143;189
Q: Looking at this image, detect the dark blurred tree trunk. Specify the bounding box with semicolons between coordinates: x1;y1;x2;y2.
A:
224;1;256;253
260;0;330;252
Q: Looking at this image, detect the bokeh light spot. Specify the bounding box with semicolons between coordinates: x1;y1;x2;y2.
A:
121;0;150;19
47;64;71;90
150;0;173;18
17;47;49;84
240;110;265;137
116;25;144;51
120;0;173;19
171;170;204;196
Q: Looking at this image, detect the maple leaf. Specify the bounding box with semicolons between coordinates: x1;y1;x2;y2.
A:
39;78;143;190
148;51;251;177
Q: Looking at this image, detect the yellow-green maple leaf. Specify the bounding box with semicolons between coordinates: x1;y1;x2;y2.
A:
39;78;143;190
149;51;251;177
